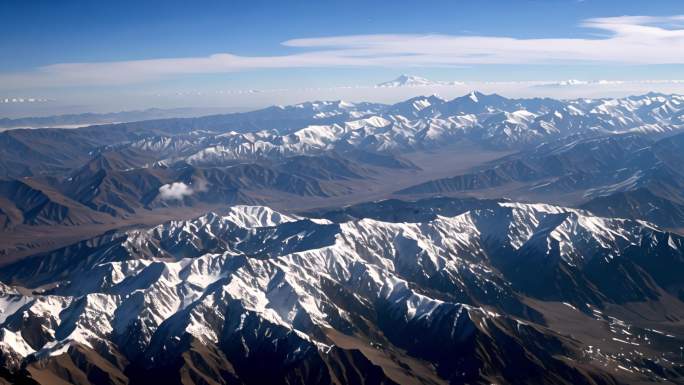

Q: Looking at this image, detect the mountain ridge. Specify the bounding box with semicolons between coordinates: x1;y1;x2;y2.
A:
1;198;683;384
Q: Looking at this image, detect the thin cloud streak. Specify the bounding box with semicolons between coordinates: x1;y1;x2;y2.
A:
2;15;684;89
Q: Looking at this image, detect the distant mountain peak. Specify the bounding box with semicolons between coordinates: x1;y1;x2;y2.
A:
376;74;435;88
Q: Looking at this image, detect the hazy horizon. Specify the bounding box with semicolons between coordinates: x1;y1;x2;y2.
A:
2;0;684;116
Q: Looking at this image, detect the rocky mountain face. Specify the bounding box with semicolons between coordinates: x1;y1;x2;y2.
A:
0;199;683;384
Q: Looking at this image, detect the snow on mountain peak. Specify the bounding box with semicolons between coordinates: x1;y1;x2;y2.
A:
222;205;299;228
377;74;435;88
122;92;684;169
1;198;682;383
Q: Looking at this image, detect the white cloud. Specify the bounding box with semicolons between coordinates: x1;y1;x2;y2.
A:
0;97;50;103
158;182;194;200
2;15;683;90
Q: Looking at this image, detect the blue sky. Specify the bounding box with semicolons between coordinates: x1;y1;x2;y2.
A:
1;0;684;114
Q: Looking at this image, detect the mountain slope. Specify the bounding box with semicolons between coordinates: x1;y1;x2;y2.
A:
1;199;683;384
0;179;109;229
397;131;684;229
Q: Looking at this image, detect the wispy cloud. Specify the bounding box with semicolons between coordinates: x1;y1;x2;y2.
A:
2;15;684;89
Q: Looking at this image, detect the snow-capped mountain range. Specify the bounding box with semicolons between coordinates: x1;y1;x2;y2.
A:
1;198;683;384
2;91;683;181
96;91;684;168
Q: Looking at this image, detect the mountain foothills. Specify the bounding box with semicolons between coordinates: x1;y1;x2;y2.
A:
1;91;684;384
